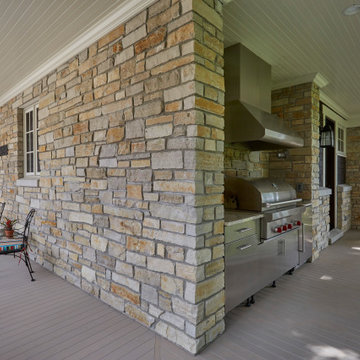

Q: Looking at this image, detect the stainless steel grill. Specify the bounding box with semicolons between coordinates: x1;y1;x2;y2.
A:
225;176;305;239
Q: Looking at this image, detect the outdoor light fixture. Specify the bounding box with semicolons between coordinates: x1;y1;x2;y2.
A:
343;4;360;15
320;123;334;148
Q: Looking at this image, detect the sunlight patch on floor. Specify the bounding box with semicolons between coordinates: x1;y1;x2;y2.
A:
307;345;360;360
320;275;333;280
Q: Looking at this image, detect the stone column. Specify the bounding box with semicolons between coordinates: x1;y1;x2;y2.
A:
271;82;321;259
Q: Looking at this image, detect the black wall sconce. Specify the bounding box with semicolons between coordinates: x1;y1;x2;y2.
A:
320;123;334;148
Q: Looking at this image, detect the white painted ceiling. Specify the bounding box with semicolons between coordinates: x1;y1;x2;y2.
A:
0;0;128;104
224;0;360;122
1;0;360;123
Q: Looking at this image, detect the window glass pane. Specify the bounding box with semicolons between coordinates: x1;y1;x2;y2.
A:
29;132;33;152
27;154;33;173
26;113;29;132
30;153;34;173
29;111;33;131
26;133;30;152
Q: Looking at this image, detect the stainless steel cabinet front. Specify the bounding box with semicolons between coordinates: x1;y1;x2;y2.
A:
225;234;259;313
225;219;259;244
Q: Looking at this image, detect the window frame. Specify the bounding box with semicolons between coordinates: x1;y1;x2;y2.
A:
23;104;40;176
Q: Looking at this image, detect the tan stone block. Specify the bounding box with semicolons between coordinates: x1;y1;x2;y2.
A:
39;92;55;109
127;184;142;199
157;243;165;257
147;139;166;151
148;257;174;275
73;121;89;134
153;181;195;193
161;221;184;234
151;54;194;76
94;73;107;88
109;217;141;236
131;159;150;168
165;100;182;112
67;242;82;254
111;283;140;305
135;27;166;54
195;97;224;116
108;68;120;82
39;178;52;188
161;274;183;296
126;236;155;255
145;123;173;139
120;59;136;79
143;217;160;229
75;143;95;157
176;263;204;282
98;24;125;48
125;303;155;327
213;220;224;235
131;141;146;153
205;258;224;277
147;2;179;31
193;0;222;30
106;127;124;143
91;234;108;252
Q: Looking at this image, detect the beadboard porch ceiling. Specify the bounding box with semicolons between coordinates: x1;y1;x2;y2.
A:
1;0;360;124
224;0;360;124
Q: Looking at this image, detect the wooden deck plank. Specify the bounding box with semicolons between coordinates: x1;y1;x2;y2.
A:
1;231;360;359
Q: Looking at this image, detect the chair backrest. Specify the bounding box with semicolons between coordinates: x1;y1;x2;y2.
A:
0;202;5;222
23;209;35;242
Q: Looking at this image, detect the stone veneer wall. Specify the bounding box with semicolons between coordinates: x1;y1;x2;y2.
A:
318;190;331;250
224;144;270;178
346;127;360;229
337;185;352;232
270;83;322;259
0;0;225;354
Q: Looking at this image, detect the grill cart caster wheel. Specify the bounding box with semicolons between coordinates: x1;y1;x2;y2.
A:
250;295;255;304
245;298;252;307
271;281;276;288
287;268;294;275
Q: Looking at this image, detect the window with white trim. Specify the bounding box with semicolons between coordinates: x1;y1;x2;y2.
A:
24;104;40;175
337;125;345;155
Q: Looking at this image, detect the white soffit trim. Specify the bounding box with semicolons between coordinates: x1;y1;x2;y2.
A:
272;72;329;90
0;0;157;107
347;115;360;128
320;91;349;122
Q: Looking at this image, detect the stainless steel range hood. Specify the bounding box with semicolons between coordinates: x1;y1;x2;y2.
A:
225;44;304;149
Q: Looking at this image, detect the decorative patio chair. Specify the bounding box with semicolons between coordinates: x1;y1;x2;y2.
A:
0;209;36;281
0;202;5;221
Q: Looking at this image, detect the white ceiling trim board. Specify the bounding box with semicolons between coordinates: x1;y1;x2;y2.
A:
320;91;349;123
0;0;157;107
272;72;329;91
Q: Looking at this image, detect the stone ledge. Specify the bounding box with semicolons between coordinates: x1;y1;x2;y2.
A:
338;184;352;192
319;187;332;197
16;177;39;187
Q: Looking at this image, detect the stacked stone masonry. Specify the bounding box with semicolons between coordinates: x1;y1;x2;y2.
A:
0;0;225;354
337;185;352;232
318;192;330;250
346;127;360;230
271;83;322;260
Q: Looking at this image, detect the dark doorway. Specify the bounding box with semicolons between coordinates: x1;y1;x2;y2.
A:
324;118;335;230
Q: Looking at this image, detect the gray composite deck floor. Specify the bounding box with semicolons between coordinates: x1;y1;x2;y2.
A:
1;231;360;360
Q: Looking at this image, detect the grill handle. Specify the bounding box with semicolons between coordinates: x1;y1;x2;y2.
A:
264;198;302;208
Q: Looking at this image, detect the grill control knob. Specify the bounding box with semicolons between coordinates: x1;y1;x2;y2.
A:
274;227;282;233
287;223;293;230
282;225;288;231
296;220;301;226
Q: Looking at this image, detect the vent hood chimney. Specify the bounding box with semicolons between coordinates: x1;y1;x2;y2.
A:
224;44;304;149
